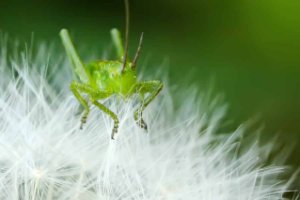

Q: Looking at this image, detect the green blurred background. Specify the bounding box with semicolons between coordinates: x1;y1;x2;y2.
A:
1;0;299;180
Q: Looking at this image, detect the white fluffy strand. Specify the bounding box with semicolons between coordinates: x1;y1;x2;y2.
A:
0;44;297;199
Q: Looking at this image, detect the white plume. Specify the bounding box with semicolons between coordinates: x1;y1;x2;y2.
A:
0;42;297;199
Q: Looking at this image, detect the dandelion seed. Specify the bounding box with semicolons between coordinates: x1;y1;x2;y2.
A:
0;43;297;199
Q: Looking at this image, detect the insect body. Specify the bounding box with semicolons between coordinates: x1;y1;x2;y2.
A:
86;60;137;97
60;0;163;139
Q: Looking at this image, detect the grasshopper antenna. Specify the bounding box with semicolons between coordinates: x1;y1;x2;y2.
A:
132;32;144;69
122;0;130;73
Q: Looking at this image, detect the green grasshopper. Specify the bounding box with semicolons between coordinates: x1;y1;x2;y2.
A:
60;0;163;139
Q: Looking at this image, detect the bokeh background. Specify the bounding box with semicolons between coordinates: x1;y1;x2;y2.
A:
1;0;300;186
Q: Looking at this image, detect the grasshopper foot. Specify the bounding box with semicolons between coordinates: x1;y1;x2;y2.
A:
138;118;148;132
134;111;148;132
111;122;119;140
80;110;89;129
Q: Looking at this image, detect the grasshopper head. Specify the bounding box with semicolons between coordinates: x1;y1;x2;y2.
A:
112;61;137;98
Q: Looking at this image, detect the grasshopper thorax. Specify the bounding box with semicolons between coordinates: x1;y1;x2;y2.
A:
86;60;137;98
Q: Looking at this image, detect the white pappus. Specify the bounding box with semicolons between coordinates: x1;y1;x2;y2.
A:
0;41;298;200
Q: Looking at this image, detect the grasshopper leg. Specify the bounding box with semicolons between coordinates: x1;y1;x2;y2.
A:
70;82;90;129
70;81;112;131
91;99;120;139
110;28;124;61
134;80;163;131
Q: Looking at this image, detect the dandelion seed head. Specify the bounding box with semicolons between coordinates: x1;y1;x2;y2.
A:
0;43;297;199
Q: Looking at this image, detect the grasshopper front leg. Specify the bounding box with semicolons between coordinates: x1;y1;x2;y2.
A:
70;81;113;132
134;80;163;131
70;81;91;129
90;99;120;139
